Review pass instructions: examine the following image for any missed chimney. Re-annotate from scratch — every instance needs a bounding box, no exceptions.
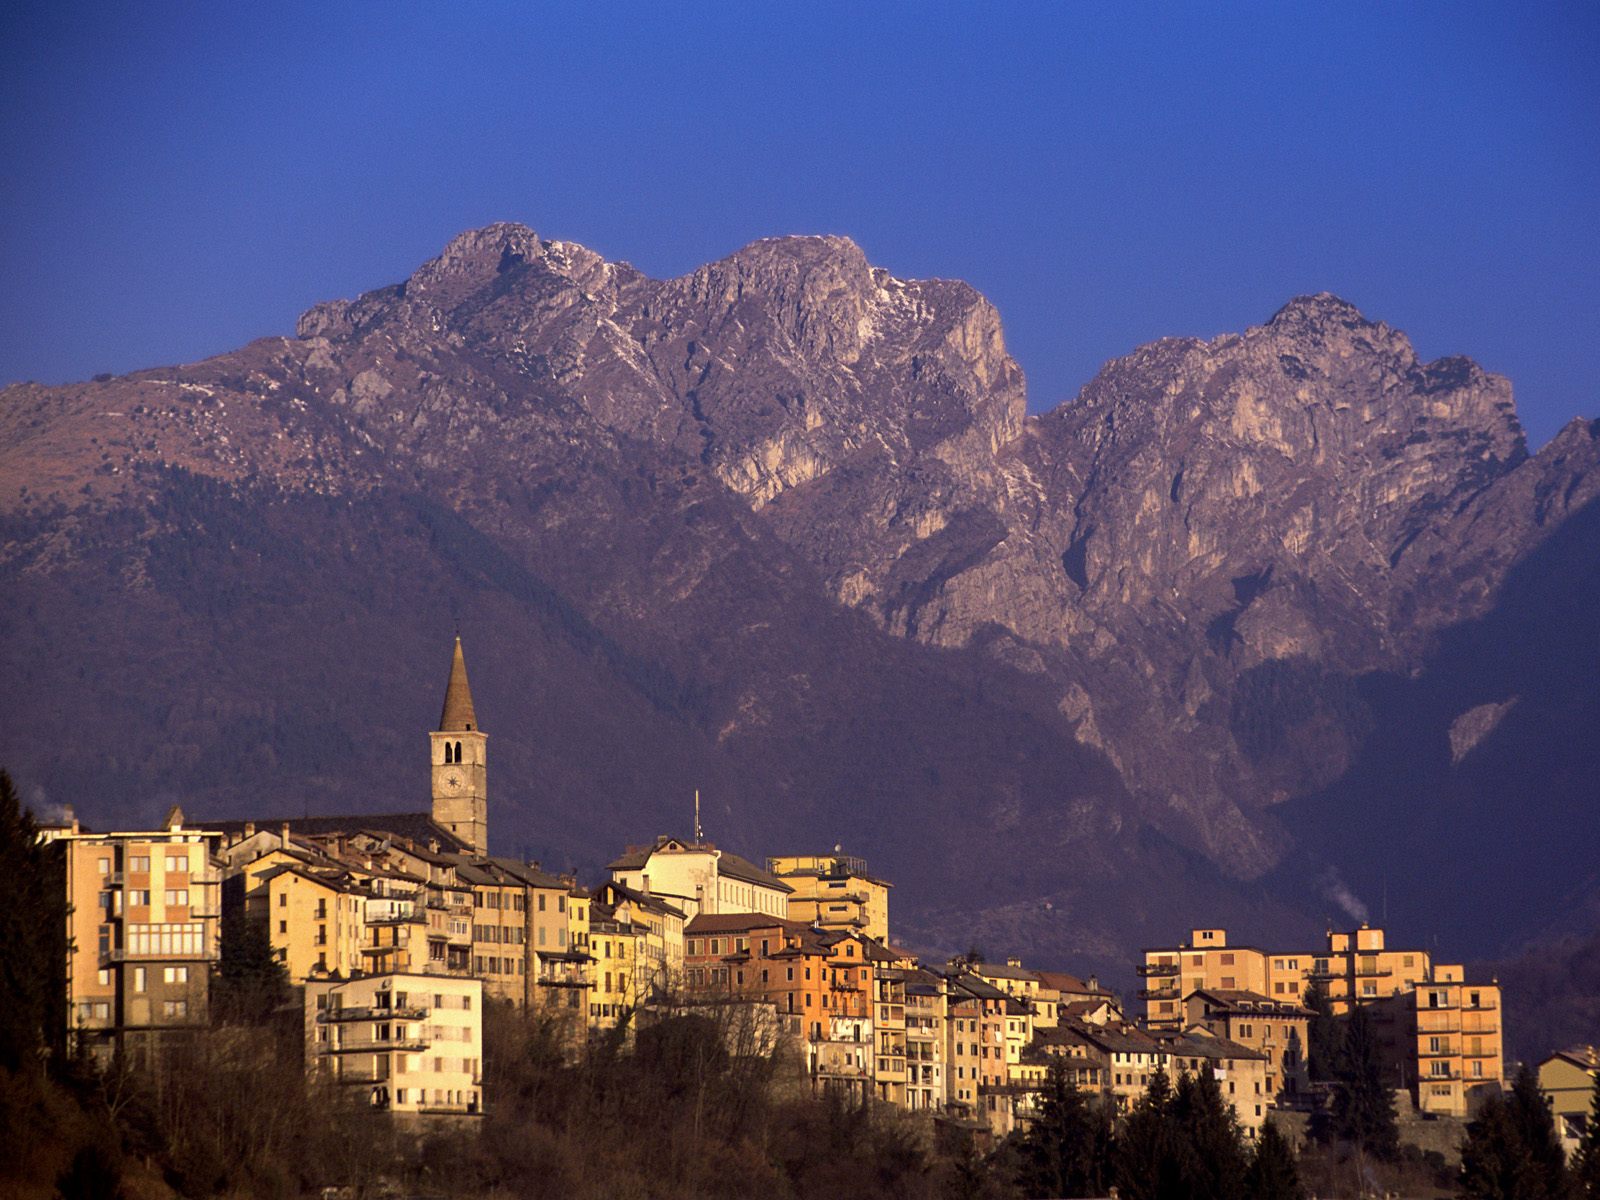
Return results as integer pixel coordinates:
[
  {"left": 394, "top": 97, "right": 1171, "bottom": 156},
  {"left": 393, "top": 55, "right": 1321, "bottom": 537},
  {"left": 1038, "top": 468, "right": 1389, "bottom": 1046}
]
[
  {"left": 1007, "top": 956, "right": 1022, "bottom": 968},
  {"left": 641, "top": 875, "right": 651, "bottom": 896},
  {"left": 244, "top": 822, "right": 256, "bottom": 838},
  {"left": 280, "top": 822, "right": 291, "bottom": 845}
]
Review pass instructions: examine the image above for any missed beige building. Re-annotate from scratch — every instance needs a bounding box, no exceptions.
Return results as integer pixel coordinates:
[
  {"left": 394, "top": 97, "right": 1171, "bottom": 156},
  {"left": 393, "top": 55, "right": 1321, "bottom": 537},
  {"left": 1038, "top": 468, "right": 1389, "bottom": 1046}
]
[
  {"left": 1312, "top": 925, "right": 1433, "bottom": 1014},
  {"left": 51, "top": 807, "right": 221, "bottom": 1059},
  {"left": 1538, "top": 1046, "right": 1598, "bottom": 1152},
  {"left": 1185, "top": 989, "right": 1310, "bottom": 1102},
  {"left": 608, "top": 835, "right": 792, "bottom": 922},
  {"left": 1371, "top": 963, "right": 1503, "bottom": 1117},
  {"left": 767, "top": 852, "right": 891, "bottom": 942},
  {"left": 1141, "top": 924, "right": 1438, "bottom": 1028},
  {"left": 1157, "top": 1028, "right": 1271, "bottom": 1137},
  {"left": 1139, "top": 929, "right": 1271, "bottom": 1029},
  {"left": 904, "top": 970, "right": 946, "bottom": 1112},
  {"left": 306, "top": 972, "right": 482, "bottom": 1119}
]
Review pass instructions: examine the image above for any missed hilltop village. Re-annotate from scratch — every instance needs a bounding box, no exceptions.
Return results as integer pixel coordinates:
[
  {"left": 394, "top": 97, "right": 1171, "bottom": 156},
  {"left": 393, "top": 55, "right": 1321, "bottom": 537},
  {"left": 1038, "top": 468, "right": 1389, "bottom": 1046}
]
[{"left": 37, "top": 641, "right": 1595, "bottom": 1155}]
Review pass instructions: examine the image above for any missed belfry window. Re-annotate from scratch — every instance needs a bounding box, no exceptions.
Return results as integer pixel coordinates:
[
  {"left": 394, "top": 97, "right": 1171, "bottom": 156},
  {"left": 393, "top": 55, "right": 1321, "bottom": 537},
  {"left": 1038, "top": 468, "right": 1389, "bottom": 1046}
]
[
  {"left": 443, "top": 743, "right": 455, "bottom": 764},
  {"left": 454, "top": 740, "right": 463, "bottom": 761}
]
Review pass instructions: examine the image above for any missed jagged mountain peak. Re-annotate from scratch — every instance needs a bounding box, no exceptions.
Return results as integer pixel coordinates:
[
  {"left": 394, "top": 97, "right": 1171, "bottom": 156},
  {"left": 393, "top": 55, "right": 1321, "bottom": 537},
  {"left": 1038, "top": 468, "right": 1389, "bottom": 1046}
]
[{"left": 1266, "top": 291, "right": 1374, "bottom": 330}]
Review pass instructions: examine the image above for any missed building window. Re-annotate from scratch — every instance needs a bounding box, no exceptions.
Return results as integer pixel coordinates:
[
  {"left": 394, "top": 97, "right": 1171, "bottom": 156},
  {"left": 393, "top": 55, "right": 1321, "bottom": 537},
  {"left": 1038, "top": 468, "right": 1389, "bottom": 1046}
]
[
  {"left": 134, "top": 967, "right": 146, "bottom": 992},
  {"left": 162, "top": 1000, "right": 189, "bottom": 1019},
  {"left": 164, "top": 966, "right": 189, "bottom": 984}
]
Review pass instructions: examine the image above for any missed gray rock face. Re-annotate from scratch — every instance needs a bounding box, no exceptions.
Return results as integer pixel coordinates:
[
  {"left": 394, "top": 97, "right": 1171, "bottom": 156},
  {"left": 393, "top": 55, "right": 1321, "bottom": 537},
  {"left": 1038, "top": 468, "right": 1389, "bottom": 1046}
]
[{"left": 3, "top": 224, "right": 1597, "bottom": 968}]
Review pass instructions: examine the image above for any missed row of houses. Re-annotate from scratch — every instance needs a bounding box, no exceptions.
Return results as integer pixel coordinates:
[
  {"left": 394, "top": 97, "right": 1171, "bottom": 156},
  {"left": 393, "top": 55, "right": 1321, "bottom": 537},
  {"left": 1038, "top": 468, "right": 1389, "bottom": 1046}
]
[{"left": 41, "top": 638, "right": 1572, "bottom": 1136}]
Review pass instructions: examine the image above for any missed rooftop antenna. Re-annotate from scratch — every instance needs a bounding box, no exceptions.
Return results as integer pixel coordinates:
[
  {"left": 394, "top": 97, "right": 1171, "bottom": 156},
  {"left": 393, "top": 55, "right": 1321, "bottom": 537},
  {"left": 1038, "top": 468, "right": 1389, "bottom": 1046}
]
[{"left": 694, "top": 789, "right": 702, "bottom": 843}]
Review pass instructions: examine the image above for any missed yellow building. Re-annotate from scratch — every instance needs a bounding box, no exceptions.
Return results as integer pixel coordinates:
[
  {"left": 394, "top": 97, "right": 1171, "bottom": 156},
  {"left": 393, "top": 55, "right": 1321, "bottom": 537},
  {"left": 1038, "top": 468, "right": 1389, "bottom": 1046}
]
[
  {"left": 1157, "top": 1028, "right": 1271, "bottom": 1138},
  {"left": 1538, "top": 1046, "right": 1598, "bottom": 1151},
  {"left": 592, "top": 880, "right": 686, "bottom": 1003},
  {"left": 1372, "top": 963, "right": 1503, "bottom": 1117},
  {"left": 51, "top": 806, "right": 221, "bottom": 1059},
  {"left": 1139, "top": 929, "right": 1271, "bottom": 1029},
  {"left": 1312, "top": 925, "right": 1433, "bottom": 1014},
  {"left": 767, "top": 852, "right": 891, "bottom": 942},
  {"left": 244, "top": 861, "right": 367, "bottom": 980},
  {"left": 587, "top": 900, "right": 641, "bottom": 1028},
  {"left": 903, "top": 970, "right": 947, "bottom": 1111},
  {"left": 1185, "top": 989, "right": 1311, "bottom": 1102}
]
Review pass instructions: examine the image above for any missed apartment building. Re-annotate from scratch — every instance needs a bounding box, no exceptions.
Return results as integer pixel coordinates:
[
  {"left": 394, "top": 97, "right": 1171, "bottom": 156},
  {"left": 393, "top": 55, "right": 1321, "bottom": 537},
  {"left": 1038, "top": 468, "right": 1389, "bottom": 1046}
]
[
  {"left": 1312, "top": 925, "right": 1433, "bottom": 1014},
  {"left": 1140, "top": 924, "right": 1438, "bottom": 1028},
  {"left": 903, "top": 970, "right": 947, "bottom": 1112},
  {"left": 872, "top": 962, "right": 909, "bottom": 1106},
  {"left": 51, "top": 807, "right": 221, "bottom": 1060},
  {"left": 305, "top": 972, "right": 483, "bottom": 1120},
  {"left": 1185, "top": 989, "right": 1310, "bottom": 1101},
  {"left": 1138, "top": 928, "right": 1271, "bottom": 1029},
  {"left": 1371, "top": 964, "right": 1503, "bottom": 1117},
  {"left": 767, "top": 852, "right": 891, "bottom": 941}
]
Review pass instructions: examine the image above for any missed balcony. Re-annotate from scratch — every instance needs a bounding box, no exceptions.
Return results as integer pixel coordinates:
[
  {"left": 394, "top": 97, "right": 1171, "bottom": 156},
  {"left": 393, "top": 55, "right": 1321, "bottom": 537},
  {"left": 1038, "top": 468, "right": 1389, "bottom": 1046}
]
[
  {"left": 1138, "top": 987, "right": 1179, "bottom": 1001},
  {"left": 318, "top": 1005, "right": 430, "bottom": 1023},
  {"left": 1137, "top": 962, "right": 1180, "bottom": 977},
  {"left": 1419, "top": 1045, "right": 1458, "bottom": 1058},
  {"left": 323, "top": 1036, "right": 431, "bottom": 1054},
  {"left": 102, "top": 947, "right": 219, "bottom": 964}
]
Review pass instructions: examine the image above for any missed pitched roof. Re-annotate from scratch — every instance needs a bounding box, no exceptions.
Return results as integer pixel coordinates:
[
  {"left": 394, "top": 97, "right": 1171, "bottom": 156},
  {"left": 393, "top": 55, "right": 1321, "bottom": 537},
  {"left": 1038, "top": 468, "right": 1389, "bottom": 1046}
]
[
  {"left": 604, "top": 838, "right": 792, "bottom": 893},
  {"left": 207, "top": 812, "right": 469, "bottom": 851},
  {"left": 685, "top": 912, "right": 807, "bottom": 936},
  {"left": 1159, "top": 1029, "right": 1266, "bottom": 1062},
  {"left": 1189, "top": 988, "right": 1310, "bottom": 1016},
  {"left": 601, "top": 879, "right": 686, "bottom": 918},
  {"left": 1034, "top": 970, "right": 1112, "bottom": 997},
  {"left": 439, "top": 637, "right": 479, "bottom": 732},
  {"left": 974, "top": 961, "right": 1040, "bottom": 982},
  {"left": 716, "top": 850, "right": 793, "bottom": 893}
]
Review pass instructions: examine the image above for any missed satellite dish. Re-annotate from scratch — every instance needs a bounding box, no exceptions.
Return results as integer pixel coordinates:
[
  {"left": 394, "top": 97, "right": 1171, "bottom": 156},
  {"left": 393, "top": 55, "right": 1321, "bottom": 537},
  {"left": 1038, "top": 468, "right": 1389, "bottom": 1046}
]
[{"left": 834, "top": 843, "right": 842, "bottom": 854}]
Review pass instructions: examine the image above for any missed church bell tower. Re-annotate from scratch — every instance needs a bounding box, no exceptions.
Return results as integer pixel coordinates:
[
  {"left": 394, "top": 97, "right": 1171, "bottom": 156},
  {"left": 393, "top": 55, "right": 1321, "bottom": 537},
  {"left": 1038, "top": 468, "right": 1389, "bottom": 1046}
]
[{"left": 431, "top": 637, "right": 488, "bottom": 855}]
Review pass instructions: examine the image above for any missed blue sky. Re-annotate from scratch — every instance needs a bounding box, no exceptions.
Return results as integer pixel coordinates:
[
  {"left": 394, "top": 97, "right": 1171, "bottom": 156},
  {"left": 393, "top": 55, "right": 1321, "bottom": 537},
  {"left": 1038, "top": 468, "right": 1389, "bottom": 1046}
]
[{"left": 2, "top": 2, "right": 1596, "bottom": 444}]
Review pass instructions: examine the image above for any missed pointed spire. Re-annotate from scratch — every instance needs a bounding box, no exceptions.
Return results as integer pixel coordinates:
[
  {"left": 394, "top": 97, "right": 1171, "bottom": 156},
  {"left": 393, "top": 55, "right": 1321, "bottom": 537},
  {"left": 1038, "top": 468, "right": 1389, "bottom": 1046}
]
[{"left": 438, "top": 636, "right": 478, "bottom": 731}]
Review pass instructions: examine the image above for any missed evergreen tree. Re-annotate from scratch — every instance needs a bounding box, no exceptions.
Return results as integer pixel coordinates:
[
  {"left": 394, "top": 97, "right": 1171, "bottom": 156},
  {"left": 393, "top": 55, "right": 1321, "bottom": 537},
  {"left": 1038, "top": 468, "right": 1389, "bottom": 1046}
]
[
  {"left": 1575, "top": 1070, "right": 1600, "bottom": 1200},
  {"left": 1245, "top": 1120, "right": 1306, "bottom": 1200},
  {"left": 1012, "top": 1059, "right": 1113, "bottom": 1198},
  {"left": 0, "top": 770, "right": 68, "bottom": 1072},
  {"left": 1116, "top": 1069, "right": 1187, "bottom": 1200},
  {"left": 1460, "top": 1068, "right": 1570, "bottom": 1200},
  {"left": 1172, "top": 1066, "right": 1249, "bottom": 1200},
  {"left": 1328, "top": 1002, "right": 1399, "bottom": 1159},
  {"left": 1508, "top": 1064, "right": 1571, "bottom": 1199},
  {"left": 1303, "top": 981, "right": 1341, "bottom": 1083},
  {"left": 212, "top": 908, "right": 289, "bottom": 1023}
]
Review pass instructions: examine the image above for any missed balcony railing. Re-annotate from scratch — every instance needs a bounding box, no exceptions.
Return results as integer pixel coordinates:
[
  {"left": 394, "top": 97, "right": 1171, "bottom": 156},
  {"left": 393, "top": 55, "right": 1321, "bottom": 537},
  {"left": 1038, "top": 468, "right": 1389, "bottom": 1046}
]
[
  {"left": 1137, "top": 962, "right": 1180, "bottom": 977},
  {"left": 1138, "top": 987, "right": 1179, "bottom": 1000},
  {"left": 322, "top": 1036, "right": 431, "bottom": 1054},
  {"left": 318, "top": 1005, "right": 430, "bottom": 1023},
  {"left": 102, "top": 947, "right": 219, "bottom": 963}
]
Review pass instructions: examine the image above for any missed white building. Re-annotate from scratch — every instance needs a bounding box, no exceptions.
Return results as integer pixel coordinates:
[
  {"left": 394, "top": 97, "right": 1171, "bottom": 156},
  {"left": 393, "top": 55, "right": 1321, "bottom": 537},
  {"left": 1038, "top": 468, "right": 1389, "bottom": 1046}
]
[
  {"left": 606, "top": 836, "right": 791, "bottom": 922},
  {"left": 305, "top": 972, "right": 483, "bottom": 1119}
]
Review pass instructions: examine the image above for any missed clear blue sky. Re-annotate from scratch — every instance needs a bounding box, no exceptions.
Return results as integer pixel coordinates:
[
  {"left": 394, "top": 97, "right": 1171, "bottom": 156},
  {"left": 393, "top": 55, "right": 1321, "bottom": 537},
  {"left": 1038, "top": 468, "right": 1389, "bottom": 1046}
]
[{"left": 3, "top": 2, "right": 1596, "bottom": 444}]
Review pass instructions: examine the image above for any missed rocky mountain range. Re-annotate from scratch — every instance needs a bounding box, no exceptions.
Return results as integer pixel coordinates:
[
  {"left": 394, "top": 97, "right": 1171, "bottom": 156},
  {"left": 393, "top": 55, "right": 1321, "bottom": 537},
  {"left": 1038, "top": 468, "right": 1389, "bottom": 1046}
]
[{"left": 3, "top": 223, "right": 1597, "bottom": 996}]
